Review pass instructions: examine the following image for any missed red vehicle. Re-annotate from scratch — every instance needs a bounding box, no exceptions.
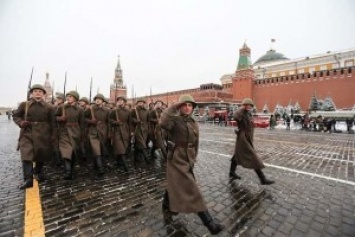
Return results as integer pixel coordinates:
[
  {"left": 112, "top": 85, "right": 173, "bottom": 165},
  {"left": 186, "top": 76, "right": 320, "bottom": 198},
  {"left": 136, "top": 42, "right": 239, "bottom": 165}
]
[{"left": 252, "top": 115, "right": 270, "bottom": 128}]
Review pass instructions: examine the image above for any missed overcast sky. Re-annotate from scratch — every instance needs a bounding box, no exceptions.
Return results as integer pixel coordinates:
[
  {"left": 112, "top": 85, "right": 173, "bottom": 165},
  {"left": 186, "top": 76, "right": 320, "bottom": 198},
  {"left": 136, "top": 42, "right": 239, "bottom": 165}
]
[{"left": 1, "top": 0, "right": 354, "bottom": 107}]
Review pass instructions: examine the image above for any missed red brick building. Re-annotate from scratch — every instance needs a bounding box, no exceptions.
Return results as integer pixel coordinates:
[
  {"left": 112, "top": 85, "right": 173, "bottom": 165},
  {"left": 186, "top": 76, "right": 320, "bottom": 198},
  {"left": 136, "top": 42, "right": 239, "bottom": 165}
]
[{"left": 135, "top": 43, "right": 355, "bottom": 113}]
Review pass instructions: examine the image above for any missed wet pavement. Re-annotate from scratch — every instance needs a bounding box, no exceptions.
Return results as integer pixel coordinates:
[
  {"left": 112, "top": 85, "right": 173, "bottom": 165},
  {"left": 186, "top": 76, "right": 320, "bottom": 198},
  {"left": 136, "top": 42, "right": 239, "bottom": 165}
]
[{"left": 0, "top": 115, "right": 354, "bottom": 236}]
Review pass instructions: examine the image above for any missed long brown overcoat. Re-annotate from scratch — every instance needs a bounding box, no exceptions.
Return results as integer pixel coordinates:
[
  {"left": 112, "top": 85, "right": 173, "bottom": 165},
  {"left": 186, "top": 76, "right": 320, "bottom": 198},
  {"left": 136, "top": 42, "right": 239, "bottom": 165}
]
[
  {"left": 159, "top": 105, "right": 207, "bottom": 213},
  {"left": 55, "top": 103, "right": 85, "bottom": 159},
  {"left": 84, "top": 105, "right": 110, "bottom": 156},
  {"left": 149, "top": 108, "right": 166, "bottom": 150},
  {"left": 131, "top": 106, "right": 149, "bottom": 149},
  {"left": 232, "top": 108, "right": 265, "bottom": 169},
  {"left": 109, "top": 107, "right": 131, "bottom": 155},
  {"left": 13, "top": 99, "right": 56, "bottom": 162}
]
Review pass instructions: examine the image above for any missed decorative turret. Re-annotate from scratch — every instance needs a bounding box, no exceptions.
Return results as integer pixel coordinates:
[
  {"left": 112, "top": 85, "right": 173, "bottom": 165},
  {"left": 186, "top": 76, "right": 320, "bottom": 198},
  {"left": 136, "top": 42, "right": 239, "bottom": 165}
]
[
  {"left": 110, "top": 55, "right": 127, "bottom": 102},
  {"left": 237, "top": 42, "right": 252, "bottom": 70}
]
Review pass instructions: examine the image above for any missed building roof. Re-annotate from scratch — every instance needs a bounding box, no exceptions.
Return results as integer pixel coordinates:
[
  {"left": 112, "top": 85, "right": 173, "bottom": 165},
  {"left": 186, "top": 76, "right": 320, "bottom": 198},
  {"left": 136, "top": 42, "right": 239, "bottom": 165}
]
[{"left": 254, "top": 49, "right": 289, "bottom": 66}]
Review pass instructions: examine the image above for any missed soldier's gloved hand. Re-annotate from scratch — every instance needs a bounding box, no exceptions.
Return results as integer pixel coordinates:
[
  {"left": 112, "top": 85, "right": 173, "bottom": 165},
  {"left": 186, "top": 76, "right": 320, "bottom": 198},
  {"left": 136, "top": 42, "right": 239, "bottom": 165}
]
[
  {"left": 112, "top": 121, "right": 122, "bottom": 126},
  {"left": 87, "top": 119, "right": 97, "bottom": 125},
  {"left": 56, "top": 116, "right": 66, "bottom": 122},
  {"left": 20, "top": 120, "right": 30, "bottom": 128}
]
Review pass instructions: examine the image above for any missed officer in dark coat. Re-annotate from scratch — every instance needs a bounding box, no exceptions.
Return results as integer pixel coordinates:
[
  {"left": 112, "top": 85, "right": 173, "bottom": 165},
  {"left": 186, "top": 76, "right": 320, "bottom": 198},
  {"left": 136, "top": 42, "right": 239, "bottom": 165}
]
[
  {"left": 55, "top": 91, "right": 85, "bottom": 179},
  {"left": 13, "top": 84, "right": 56, "bottom": 189},
  {"left": 229, "top": 98, "right": 274, "bottom": 185},
  {"left": 160, "top": 95, "right": 224, "bottom": 235}
]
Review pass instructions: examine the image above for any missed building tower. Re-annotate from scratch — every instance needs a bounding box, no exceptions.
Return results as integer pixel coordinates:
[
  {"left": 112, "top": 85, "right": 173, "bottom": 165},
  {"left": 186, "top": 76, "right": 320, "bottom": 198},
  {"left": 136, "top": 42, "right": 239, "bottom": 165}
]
[
  {"left": 43, "top": 72, "right": 53, "bottom": 103},
  {"left": 232, "top": 42, "right": 254, "bottom": 101},
  {"left": 110, "top": 55, "right": 127, "bottom": 102}
]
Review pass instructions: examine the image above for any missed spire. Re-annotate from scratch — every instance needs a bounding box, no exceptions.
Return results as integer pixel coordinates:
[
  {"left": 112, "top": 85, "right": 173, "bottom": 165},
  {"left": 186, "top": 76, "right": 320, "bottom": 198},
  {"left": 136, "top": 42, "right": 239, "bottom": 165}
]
[
  {"left": 237, "top": 42, "right": 252, "bottom": 71},
  {"left": 113, "top": 55, "right": 123, "bottom": 87},
  {"left": 43, "top": 72, "right": 52, "bottom": 102}
]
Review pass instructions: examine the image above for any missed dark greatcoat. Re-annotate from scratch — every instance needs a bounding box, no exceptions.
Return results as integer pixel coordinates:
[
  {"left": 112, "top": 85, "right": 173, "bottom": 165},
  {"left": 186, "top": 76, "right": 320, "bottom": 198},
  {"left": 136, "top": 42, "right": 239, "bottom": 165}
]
[
  {"left": 131, "top": 106, "right": 149, "bottom": 149},
  {"left": 84, "top": 105, "right": 110, "bottom": 156},
  {"left": 149, "top": 108, "right": 166, "bottom": 150},
  {"left": 109, "top": 106, "right": 131, "bottom": 155},
  {"left": 55, "top": 103, "right": 85, "bottom": 159},
  {"left": 232, "top": 108, "right": 265, "bottom": 169},
  {"left": 160, "top": 106, "right": 207, "bottom": 213},
  {"left": 13, "top": 99, "right": 56, "bottom": 162}
]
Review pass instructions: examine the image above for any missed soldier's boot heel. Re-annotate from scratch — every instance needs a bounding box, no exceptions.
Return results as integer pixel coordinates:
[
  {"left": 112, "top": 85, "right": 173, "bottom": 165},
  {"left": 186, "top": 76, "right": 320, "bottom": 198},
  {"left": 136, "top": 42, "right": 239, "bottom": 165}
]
[
  {"left": 20, "top": 179, "right": 33, "bottom": 190},
  {"left": 197, "top": 211, "right": 224, "bottom": 235},
  {"left": 255, "top": 169, "right": 274, "bottom": 185}
]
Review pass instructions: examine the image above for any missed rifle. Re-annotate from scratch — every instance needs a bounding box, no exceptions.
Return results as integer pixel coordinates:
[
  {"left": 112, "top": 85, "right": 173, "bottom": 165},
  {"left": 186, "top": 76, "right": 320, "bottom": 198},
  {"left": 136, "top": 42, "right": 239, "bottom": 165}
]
[
  {"left": 27, "top": 67, "right": 34, "bottom": 101},
  {"left": 51, "top": 80, "right": 55, "bottom": 104},
  {"left": 63, "top": 72, "right": 67, "bottom": 116},
  {"left": 89, "top": 77, "right": 93, "bottom": 103},
  {"left": 18, "top": 67, "right": 34, "bottom": 150}
]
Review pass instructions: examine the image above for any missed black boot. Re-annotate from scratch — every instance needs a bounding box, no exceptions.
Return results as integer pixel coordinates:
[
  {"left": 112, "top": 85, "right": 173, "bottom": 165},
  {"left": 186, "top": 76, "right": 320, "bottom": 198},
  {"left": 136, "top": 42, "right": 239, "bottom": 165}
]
[
  {"left": 95, "top": 156, "right": 105, "bottom": 176},
  {"left": 140, "top": 149, "right": 151, "bottom": 164},
  {"left": 162, "top": 191, "right": 178, "bottom": 215},
  {"left": 120, "top": 154, "right": 129, "bottom": 172},
  {"left": 53, "top": 150, "right": 62, "bottom": 166},
  {"left": 34, "top": 162, "right": 46, "bottom": 182},
  {"left": 255, "top": 169, "right": 274, "bottom": 185},
  {"left": 63, "top": 158, "right": 72, "bottom": 180},
  {"left": 229, "top": 159, "right": 241, "bottom": 180},
  {"left": 20, "top": 161, "right": 33, "bottom": 190},
  {"left": 197, "top": 211, "right": 224, "bottom": 235}
]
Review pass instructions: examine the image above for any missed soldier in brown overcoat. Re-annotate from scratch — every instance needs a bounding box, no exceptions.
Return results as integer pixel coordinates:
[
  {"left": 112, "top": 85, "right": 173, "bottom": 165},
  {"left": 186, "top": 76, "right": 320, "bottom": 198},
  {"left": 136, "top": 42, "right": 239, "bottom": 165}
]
[
  {"left": 110, "top": 96, "right": 131, "bottom": 171},
  {"left": 131, "top": 99, "right": 150, "bottom": 164},
  {"left": 159, "top": 95, "right": 224, "bottom": 235},
  {"left": 84, "top": 93, "right": 110, "bottom": 177},
  {"left": 55, "top": 91, "right": 85, "bottom": 180},
  {"left": 78, "top": 97, "right": 91, "bottom": 160},
  {"left": 52, "top": 92, "right": 65, "bottom": 166},
  {"left": 13, "top": 84, "right": 56, "bottom": 189},
  {"left": 229, "top": 98, "right": 274, "bottom": 185},
  {"left": 148, "top": 100, "right": 167, "bottom": 160}
]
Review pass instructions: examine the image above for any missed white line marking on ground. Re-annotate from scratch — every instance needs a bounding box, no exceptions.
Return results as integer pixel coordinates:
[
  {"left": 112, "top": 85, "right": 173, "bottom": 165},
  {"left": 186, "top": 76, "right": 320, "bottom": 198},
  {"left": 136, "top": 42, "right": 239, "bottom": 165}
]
[{"left": 200, "top": 149, "right": 355, "bottom": 186}]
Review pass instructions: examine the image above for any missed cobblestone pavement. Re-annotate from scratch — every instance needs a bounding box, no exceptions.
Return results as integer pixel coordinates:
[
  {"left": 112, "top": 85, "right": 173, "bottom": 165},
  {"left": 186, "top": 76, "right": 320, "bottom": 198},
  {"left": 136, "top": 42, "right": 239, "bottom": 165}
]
[{"left": 0, "top": 116, "right": 355, "bottom": 236}]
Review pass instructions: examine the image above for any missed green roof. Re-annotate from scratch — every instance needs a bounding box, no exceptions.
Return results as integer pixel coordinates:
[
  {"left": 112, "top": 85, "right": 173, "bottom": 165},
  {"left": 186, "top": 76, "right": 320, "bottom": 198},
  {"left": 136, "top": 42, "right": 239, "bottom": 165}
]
[
  {"left": 237, "top": 55, "right": 252, "bottom": 70},
  {"left": 254, "top": 49, "right": 289, "bottom": 65}
]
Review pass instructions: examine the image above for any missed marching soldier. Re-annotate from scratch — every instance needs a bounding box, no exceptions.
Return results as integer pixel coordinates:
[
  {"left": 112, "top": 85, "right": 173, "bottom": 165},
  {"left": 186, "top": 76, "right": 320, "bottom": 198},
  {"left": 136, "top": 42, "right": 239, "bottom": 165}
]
[
  {"left": 78, "top": 97, "right": 91, "bottom": 161},
  {"left": 78, "top": 97, "right": 90, "bottom": 111},
  {"left": 229, "top": 98, "right": 274, "bottom": 185},
  {"left": 110, "top": 96, "right": 131, "bottom": 171},
  {"left": 13, "top": 84, "right": 56, "bottom": 189},
  {"left": 84, "top": 93, "right": 110, "bottom": 178},
  {"left": 55, "top": 91, "right": 84, "bottom": 180},
  {"left": 52, "top": 92, "right": 65, "bottom": 166},
  {"left": 160, "top": 95, "right": 224, "bottom": 235},
  {"left": 131, "top": 98, "right": 150, "bottom": 165},
  {"left": 148, "top": 100, "right": 167, "bottom": 160}
]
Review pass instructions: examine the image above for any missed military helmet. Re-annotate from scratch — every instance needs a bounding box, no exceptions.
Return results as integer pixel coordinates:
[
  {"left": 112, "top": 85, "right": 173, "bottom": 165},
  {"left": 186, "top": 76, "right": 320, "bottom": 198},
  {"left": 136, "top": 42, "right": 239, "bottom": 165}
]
[
  {"left": 79, "top": 97, "right": 90, "bottom": 104},
  {"left": 179, "top": 94, "right": 196, "bottom": 108},
  {"left": 116, "top": 96, "right": 127, "bottom": 102},
  {"left": 136, "top": 98, "right": 146, "bottom": 104},
  {"left": 56, "top": 92, "right": 65, "bottom": 100},
  {"left": 66, "top": 91, "right": 80, "bottom": 101},
  {"left": 154, "top": 100, "right": 164, "bottom": 105},
  {"left": 30, "top": 84, "right": 46, "bottom": 94},
  {"left": 242, "top": 98, "right": 254, "bottom": 107},
  {"left": 93, "top": 93, "right": 105, "bottom": 101}
]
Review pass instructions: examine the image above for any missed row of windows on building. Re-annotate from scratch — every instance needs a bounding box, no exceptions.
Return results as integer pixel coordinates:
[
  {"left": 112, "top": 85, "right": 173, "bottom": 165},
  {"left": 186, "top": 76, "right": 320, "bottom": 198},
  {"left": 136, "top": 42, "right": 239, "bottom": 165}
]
[
  {"left": 255, "top": 67, "right": 353, "bottom": 85},
  {"left": 264, "top": 60, "right": 354, "bottom": 78}
]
